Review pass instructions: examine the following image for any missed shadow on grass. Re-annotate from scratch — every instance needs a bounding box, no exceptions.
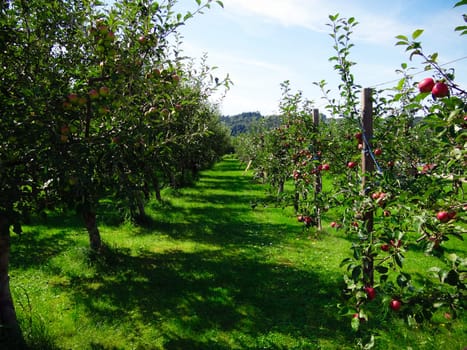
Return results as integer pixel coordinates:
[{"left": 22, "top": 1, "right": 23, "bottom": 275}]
[
  {"left": 10, "top": 228, "right": 79, "bottom": 270},
  {"left": 11, "top": 157, "right": 354, "bottom": 348},
  {"left": 62, "top": 246, "right": 349, "bottom": 349}
]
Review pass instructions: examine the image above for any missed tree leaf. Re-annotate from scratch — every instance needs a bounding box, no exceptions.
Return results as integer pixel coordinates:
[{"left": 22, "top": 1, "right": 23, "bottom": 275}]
[
  {"left": 454, "top": 0, "right": 467, "bottom": 7},
  {"left": 412, "top": 29, "right": 424, "bottom": 40}
]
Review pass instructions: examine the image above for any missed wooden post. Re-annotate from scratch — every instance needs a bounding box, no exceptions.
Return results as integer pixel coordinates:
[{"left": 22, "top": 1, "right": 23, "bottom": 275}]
[
  {"left": 361, "top": 88, "right": 374, "bottom": 286},
  {"left": 313, "top": 108, "right": 322, "bottom": 230},
  {"left": 361, "top": 88, "right": 374, "bottom": 183}
]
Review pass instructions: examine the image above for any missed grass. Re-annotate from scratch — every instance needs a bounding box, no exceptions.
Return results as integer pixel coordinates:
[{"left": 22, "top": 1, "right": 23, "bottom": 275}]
[{"left": 8, "top": 155, "right": 467, "bottom": 349}]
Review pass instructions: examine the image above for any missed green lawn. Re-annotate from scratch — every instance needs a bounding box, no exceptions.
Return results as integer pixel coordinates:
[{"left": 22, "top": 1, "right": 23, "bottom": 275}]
[{"left": 9, "top": 156, "right": 466, "bottom": 349}]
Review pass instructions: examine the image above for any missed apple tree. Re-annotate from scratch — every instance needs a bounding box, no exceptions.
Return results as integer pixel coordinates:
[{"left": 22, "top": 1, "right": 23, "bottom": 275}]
[{"left": 314, "top": 9, "right": 465, "bottom": 340}]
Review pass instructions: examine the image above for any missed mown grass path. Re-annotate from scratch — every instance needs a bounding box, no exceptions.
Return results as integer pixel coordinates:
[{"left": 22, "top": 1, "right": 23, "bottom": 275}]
[{"left": 9, "top": 156, "right": 466, "bottom": 349}]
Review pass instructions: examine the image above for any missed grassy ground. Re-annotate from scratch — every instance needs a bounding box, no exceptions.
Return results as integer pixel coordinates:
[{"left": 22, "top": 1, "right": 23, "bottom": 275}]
[{"left": 9, "top": 155, "right": 467, "bottom": 349}]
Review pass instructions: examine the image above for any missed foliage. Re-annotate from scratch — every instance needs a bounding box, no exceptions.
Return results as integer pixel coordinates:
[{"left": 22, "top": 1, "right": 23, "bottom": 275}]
[
  {"left": 0, "top": 0, "right": 229, "bottom": 346},
  {"left": 10, "top": 157, "right": 466, "bottom": 349},
  {"left": 232, "top": 7, "right": 466, "bottom": 348}
]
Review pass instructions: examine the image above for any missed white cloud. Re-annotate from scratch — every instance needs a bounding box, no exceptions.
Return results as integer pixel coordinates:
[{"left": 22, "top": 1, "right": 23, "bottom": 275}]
[{"left": 223, "top": 0, "right": 418, "bottom": 45}]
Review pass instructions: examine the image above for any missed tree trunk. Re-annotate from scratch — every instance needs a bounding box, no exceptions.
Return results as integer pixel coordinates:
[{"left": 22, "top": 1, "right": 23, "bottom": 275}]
[
  {"left": 82, "top": 210, "right": 102, "bottom": 251},
  {"left": 293, "top": 191, "right": 299, "bottom": 212},
  {"left": 152, "top": 175, "right": 162, "bottom": 202},
  {"left": 0, "top": 215, "right": 27, "bottom": 349},
  {"left": 277, "top": 179, "right": 284, "bottom": 195}
]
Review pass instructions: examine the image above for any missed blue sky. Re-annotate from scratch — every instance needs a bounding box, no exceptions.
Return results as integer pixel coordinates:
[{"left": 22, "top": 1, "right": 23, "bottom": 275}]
[{"left": 174, "top": 0, "right": 466, "bottom": 116}]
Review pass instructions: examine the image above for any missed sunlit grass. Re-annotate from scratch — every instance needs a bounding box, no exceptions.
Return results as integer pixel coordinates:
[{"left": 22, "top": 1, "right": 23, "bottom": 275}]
[{"left": 8, "top": 155, "right": 466, "bottom": 349}]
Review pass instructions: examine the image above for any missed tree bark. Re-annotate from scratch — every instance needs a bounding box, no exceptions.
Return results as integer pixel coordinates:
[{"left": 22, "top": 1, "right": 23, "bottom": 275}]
[
  {"left": 82, "top": 210, "right": 102, "bottom": 252},
  {"left": 152, "top": 175, "right": 162, "bottom": 202},
  {"left": 277, "top": 179, "right": 284, "bottom": 195},
  {"left": 0, "top": 214, "right": 27, "bottom": 349}
]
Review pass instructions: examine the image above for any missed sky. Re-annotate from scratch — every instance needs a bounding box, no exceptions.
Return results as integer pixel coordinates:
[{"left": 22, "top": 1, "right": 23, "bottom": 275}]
[{"left": 174, "top": 0, "right": 467, "bottom": 116}]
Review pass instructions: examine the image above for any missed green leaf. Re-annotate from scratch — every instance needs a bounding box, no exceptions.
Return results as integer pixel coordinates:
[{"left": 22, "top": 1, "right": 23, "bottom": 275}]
[
  {"left": 340, "top": 257, "right": 352, "bottom": 267},
  {"left": 216, "top": 1, "right": 224, "bottom": 8},
  {"left": 352, "top": 266, "right": 362, "bottom": 281},
  {"left": 454, "top": 0, "right": 467, "bottom": 7},
  {"left": 411, "top": 29, "right": 424, "bottom": 40},
  {"left": 396, "top": 78, "right": 406, "bottom": 90},
  {"left": 395, "top": 34, "right": 408, "bottom": 41},
  {"left": 184, "top": 11, "right": 193, "bottom": 21},
  {"left": 196, "top": 0, "right": 201, "bottom": 5},
  {"left": 375, "top": 265, "right": 389, "bottom": 274},
  {"left": 394, "top": 253, "right": 404, "bottom": 268}
]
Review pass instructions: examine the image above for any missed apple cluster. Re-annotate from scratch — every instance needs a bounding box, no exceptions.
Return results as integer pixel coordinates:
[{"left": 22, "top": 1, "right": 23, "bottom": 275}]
[{"left": 418, "top": 77, "right": 450, "bottom": 98}]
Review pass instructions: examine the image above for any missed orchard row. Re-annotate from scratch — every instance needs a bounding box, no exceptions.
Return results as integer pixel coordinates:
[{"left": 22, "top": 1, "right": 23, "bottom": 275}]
[
  {"left": 0, "top": 0, "right": 228, "bottom": 346},
  {"left": 234, "top": 13, "right": 466, "bottom": 337}
]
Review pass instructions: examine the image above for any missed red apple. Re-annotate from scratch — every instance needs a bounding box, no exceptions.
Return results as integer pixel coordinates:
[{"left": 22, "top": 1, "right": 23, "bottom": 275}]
[
  {"left": 383, "top": 210, "right": 391, "bottom": 217},
  {"left": 106, "top": 31, "right": 115, "bottom": 41},
  {"left": 354, "top": 132, "right": 363, "bottom": 141},
  {"left": 88, "top": 89, "right": 99, "bottom": 100},
  {"left": 297, "top": 215, "right": 304, "bottom": 223},
  {"left": 374, "top": 148, "right": 382, "bottom": 156},
  {"left": 322, "top": 163, "right": 330, "bottom": 171},
  {"left": 381, "top": 244, "right": 390, "bottom": 251},
  {"left": 347, "top": 161, "right": 357, "bottom": 169},
  {"left": 436, "top": 211, "right": 450, "bottom": 222},
  {"left": 432, "top": 82, "right": 449, "bottom": 98},
  {"left": 418, "top": 77, "right": 435, "bottom": 93},
  {"left": 304, "top": 216, "right": 314, "bottom": 226},
  {"left": 67, "top": 93, "right": 79, "bottom": 104},
  {"left": 371, "top": 192, "right": 381, "bottom": 200},
  {"left": 364, "top": 286, "right": 376, "bottom": 300},
  {"left": 389, "top": 299, "right": 401, "bottom": 311},
  {"left": 138, "top": 35, "right": 147, "bottom": 44},
  {"left": 78, "top": 96, "right": 87, "bottom": 106},
  {"left": 172, "top": 74, "right": 180, "bottom": 83},
  {"left": 99, "top": 86, "right": 110, "bottom": 96}
]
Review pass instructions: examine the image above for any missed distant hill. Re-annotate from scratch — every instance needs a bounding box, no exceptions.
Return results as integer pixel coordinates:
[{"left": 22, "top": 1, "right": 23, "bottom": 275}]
[{"left": 221, "top": 112, "right": 281, "bottom": 136}]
